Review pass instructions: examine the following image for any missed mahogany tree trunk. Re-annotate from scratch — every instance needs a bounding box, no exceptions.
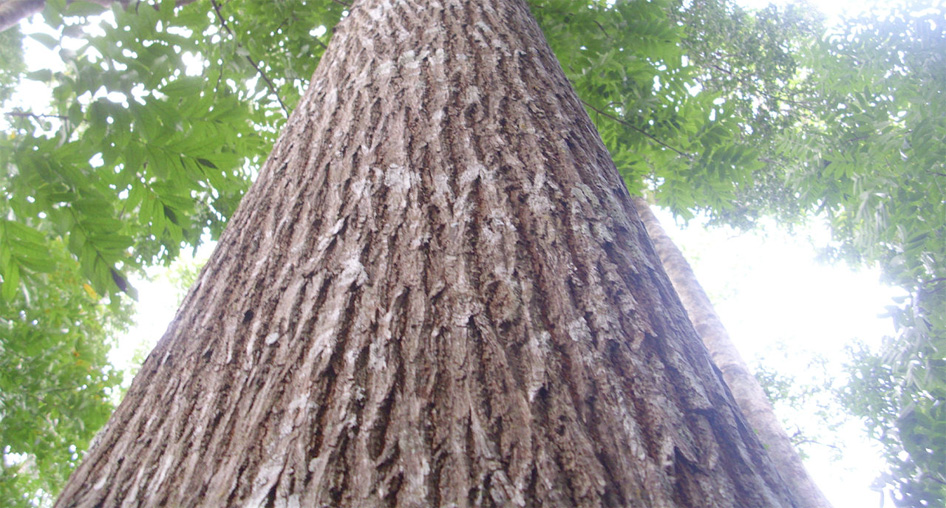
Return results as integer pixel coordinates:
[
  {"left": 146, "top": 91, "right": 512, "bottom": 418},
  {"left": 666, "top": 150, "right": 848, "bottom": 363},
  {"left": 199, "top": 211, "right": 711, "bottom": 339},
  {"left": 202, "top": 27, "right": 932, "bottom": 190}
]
[{"left": 57, "top": 0, "right": 798, "bottom": 506}]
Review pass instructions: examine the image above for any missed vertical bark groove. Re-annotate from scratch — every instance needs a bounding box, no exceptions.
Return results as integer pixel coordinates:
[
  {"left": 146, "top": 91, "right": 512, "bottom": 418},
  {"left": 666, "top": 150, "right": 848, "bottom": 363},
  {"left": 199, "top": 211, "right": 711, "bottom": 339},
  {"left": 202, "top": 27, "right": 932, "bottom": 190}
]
[{"left": 58, "top": 0, "right": 798, "bottom": 506}]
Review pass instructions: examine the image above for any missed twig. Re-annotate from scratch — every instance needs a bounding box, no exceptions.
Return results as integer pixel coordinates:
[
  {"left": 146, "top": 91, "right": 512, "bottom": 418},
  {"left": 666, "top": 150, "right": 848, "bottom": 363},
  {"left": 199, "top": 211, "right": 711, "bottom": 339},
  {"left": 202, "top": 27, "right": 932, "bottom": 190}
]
[
  {"left": 330, "top": 0, "right": 351, "bottom": 7},
  {"left": 922, "top": 277, "right": 946, "bottom": 289},
  {"left": 5, "top": 111, "right": 69, "bottom": 121},
  {"left": 843, "top": 134, "right": 871, "bottom": 144},
  {"left": 711, "top": 63, "right": 733, "bottom": 76},
  {"left": 209, "top": 0, "right": 290, "bottom": 116},
  {"left": 592, "top": 20, "right": 609, "bottom": 39},
  {"left": 581, "top": 100, "right": 692, "bottom": 159}
]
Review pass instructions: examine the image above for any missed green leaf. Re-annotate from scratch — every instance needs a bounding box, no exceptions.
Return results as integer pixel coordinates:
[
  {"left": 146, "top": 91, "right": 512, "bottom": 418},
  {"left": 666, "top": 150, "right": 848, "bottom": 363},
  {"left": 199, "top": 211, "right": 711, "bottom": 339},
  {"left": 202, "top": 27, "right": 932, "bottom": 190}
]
[
  {"left": 29, "top": 32, "right": 59, "bottom": 51},
  {"left": 2, "top": 262, "right": 20, "bottom": 300},
  {"left": 64, "top": 1, "right": 108, "bottom": 17},
  {"left": 25, "top": 68, "right": 53, "bottom": 82}
]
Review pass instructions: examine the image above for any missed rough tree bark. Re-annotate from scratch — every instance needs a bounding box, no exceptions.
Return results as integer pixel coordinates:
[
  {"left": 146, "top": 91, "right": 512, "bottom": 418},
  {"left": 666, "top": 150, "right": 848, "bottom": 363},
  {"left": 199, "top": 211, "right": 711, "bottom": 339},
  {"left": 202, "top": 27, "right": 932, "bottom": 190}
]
[
  {"left": 58, "top": 0, "right": 798, "bottom": 505},
  {"left": 632, "top": 197, "right": 832, "bottom": 508}
]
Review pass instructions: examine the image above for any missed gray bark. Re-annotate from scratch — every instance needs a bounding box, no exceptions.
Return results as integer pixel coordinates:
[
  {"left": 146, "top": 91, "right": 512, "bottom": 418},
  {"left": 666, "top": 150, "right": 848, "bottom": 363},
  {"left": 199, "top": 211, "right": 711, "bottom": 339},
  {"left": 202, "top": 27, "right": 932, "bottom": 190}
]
[
  {"left": 632, "top": 197, "right": 831, "bottom": 508},
  {"left": 0, "top": 0, "right": 43, "bottom": 33},
  {"left": 57, "top": 0, "right": 798, "bottom": 505}
]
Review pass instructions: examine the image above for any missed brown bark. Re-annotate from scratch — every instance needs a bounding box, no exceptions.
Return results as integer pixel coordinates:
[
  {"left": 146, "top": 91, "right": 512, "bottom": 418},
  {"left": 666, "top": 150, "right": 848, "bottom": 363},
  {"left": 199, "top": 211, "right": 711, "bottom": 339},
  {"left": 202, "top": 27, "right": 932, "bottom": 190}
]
[
  {"left": 58, "top": 0, "right": 797, "bottom": 506},
  {"left": 632, "top": 197, "right": 832, "bottom": 508}
]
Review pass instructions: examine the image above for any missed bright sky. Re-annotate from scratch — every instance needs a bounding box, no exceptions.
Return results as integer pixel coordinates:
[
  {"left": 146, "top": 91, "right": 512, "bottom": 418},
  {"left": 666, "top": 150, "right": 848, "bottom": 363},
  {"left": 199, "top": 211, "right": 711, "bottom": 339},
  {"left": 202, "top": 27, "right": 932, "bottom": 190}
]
[{"left": 9, "top": 1, "right": 909, "bottom": 506}]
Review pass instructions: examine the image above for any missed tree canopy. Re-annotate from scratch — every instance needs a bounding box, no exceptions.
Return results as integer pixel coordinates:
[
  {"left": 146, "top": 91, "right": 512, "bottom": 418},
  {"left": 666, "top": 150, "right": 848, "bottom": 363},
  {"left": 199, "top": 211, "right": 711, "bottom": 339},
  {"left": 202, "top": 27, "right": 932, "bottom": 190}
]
[{"left": 0, "top": 0, "right": 943, "bottom": 505}]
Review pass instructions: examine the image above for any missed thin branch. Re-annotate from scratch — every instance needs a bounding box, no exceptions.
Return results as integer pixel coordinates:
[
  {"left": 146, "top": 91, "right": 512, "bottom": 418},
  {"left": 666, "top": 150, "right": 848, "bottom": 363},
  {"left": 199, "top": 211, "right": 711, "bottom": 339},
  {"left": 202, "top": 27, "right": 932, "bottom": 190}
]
[
  {"left": 4, "top": 110, "right": 68, "bottom": 120},
  {"left": 330, "top": 0, "right": 351, "bottom": 7},
  {"left": 581, "top": 99, "right": 692, "bottom": 159},
  {"left": 922, "top": 277, "right": 946, "bottom": 289},
  {"left": 789, "top": 436, "right": 843, "bottom": 453},
  {"left": 592, "top": 20, "right": 609, "bottom": 39},
  {"left": 209, "top": 0, "right": 290, "bottom": 117},
  {"left": 710, "top": 62, "right": 733, "bottom": 76},
  {"left": 843, "top": 134, "right": 871, "bottom": 144}
]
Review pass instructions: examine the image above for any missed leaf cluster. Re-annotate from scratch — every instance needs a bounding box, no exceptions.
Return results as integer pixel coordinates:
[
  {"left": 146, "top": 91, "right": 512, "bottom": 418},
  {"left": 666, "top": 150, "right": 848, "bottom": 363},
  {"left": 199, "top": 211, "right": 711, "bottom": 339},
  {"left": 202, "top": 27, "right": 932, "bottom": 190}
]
[
  {"left": 755, "top": 2, "right": 946, "bottom": 502},
  {"left": 0, "top": 240, "right": 131, "bottom": 506}
]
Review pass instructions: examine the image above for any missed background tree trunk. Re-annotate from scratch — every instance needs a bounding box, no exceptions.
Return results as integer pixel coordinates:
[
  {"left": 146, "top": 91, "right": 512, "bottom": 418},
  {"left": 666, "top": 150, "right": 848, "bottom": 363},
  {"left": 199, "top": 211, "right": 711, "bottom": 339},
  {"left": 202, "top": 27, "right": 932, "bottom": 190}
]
[
  {"left": 632, "top": 197, "right": 832, "bottom": 508},
  {"left": 0, "top": 0, "right": 44, "bottom": 33},
  {"left": 57, "top": 0, "right": 797, "bottom": 505}
]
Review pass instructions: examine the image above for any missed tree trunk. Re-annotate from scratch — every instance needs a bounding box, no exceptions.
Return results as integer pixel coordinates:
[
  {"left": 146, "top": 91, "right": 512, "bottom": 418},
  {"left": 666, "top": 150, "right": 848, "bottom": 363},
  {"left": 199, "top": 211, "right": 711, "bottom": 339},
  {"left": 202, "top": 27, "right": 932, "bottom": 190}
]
[
  {"left": 57, "top": 0, "right": 797, "bottom": 506},
  {"left": 0, "top": 0, "right": 44, "bottom": 33},
  {"left": 632, "top": 197, "right": 832, "bottom": 508}
]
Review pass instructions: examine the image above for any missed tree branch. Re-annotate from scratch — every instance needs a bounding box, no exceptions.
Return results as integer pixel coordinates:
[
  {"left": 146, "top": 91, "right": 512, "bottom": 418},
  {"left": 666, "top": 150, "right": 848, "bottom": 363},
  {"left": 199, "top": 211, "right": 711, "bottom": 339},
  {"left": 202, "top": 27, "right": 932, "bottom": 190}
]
[
  {"left": 581, "top": 99, "right": 692, "bottom": 159},
  {"left": 592, "top": 20, "right": 609, "bottom": 39},
  {"left": 922, "top": 277, "right": 946, "bottom": 289},
  {"left": 5, "top": 110, "right": 68, "bottom": 120},
  {"left": 209, "top": 0, "right": 290, "bottom": 117}
]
